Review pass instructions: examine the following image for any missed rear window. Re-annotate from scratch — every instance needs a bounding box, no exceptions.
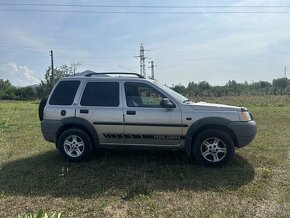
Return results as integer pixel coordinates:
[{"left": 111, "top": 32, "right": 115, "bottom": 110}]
[
  {"left": 49, "top": 80, "right": 80, "bottom": 105},
  {"left": 81, "top": 82, "right": 119, "bottom": 107}
]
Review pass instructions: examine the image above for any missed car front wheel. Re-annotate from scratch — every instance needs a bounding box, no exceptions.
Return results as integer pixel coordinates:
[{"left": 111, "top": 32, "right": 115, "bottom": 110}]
[
  {"left": 192, "top": 129, "right": 235, "bottom": 167},
  {"left": 57, "top": 128, "right": 93, "bottom": 162}
]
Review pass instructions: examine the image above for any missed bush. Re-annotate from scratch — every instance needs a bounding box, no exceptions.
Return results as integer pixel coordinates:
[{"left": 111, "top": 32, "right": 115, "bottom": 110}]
[{"left": 18, "top": 209, "right": 61, "bottom": 218}]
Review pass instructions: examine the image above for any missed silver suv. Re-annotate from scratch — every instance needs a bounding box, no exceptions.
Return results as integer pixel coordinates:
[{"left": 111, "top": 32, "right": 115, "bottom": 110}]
[{"left": 39, "top": 72, "right": 256, "bottom": 167}]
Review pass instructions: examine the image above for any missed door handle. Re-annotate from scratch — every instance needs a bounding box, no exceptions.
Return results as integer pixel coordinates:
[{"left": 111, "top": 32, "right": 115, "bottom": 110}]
[
  {"left": 80, "top": 109, "right": 89, "bottom": 114},
  {"left": 126, "top": 110, "right": 136, "bottom": 115}
]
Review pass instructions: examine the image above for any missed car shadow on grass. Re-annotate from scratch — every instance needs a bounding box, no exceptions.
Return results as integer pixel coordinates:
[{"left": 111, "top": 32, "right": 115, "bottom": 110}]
[{"left": 0, "top": 149, "right": 255, "bottom": 198}]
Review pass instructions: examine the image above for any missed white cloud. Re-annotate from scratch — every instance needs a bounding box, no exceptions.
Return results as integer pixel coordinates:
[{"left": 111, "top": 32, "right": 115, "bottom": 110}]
[{"left": 0, "top": 62, "right": 40, "bottom": 86}]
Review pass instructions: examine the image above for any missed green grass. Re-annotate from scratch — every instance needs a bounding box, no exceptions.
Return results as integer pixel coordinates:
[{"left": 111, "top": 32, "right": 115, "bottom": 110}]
[
  {"left": 18, "top": 209, "right": 61, "bottom": 218},
  {"left": 0, "top": 97, "right": 289, "bottom": 217}
]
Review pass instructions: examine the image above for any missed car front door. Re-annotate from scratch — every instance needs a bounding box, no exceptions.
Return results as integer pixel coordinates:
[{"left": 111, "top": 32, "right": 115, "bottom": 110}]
[{"left": 123, "top": 81, "right": 183, "bottom": 146}]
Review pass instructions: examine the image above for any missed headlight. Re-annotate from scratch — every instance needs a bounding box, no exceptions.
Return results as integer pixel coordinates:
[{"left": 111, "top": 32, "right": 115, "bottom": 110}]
[{"left": 239, "top": 111, "right": 252, "bottom": 121}]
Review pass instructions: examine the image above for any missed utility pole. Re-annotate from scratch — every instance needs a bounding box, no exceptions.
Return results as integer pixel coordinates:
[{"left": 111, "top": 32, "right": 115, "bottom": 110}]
[
  {"left": 284, "top": 65, "right": 287, "bottom": 78},
  {"left": 148, "top": 60, "right": 157, "bottom": 79},
  {"left": 50, "top": 50, "right": 54, "bottom": 85},
  {"left": 135, "top": 43, "right": 148, "bottom": 78}
]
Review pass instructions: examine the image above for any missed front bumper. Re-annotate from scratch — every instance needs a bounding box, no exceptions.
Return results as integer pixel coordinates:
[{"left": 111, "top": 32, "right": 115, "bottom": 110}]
[{"left": 228, "top": 120, "right": 257, "bottom": 148}]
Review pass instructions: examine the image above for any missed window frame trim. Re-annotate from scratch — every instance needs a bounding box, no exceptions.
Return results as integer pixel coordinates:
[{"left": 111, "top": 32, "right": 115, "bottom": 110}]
[
  {"left": 79, "top": 81, "right": 121, "bottom": 107},
  {"left": 124, "top": 81, "right": 173, "bottom": 108},
  {"left": 48, "top": 80, "right": 81, "bottom": 106}
]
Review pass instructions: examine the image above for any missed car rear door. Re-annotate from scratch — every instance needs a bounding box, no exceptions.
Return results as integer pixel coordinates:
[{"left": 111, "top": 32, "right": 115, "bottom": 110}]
[
  {"left": 76, "top": 80, "right": 124, "bottom": 145},
  {"left": 45, "top": 80, "right": 80, "bottom": 120}
]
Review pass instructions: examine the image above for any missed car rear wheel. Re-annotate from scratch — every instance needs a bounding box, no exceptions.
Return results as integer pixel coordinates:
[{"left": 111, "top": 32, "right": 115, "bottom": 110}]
[
  {"left": 192, "top": 129, "right": 235, "bottom": 167},
  {"left": 57, "top": 128, "right": 93, "bottom": 162}
]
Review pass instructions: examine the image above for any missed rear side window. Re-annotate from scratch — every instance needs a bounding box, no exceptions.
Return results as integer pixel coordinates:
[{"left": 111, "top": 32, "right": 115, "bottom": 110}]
[
  {"left": 49, "top": 80, "right": 80, "bottom": 105},
  {"left": 80, "top": 82, "right": 119, "bottom": 107}
]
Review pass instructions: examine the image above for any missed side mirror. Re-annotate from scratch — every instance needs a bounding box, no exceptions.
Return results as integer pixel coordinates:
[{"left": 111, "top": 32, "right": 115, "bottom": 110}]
[{"left": 160, "top": 98, "right": 175, "bottom": 108}]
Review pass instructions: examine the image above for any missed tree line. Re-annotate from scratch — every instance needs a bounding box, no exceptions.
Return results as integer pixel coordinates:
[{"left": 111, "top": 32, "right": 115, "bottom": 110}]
[
  {"left": 0, "top": 64, "right": 79, "bottom": 100},
  {"left": 0, "top": 63, "right": 289, "bottom": 100},
  {"left": 173, "top": 78, "right": 290, "bottom": 97}
]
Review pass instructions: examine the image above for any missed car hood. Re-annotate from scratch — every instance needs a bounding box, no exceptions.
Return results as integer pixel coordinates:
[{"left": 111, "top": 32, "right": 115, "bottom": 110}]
[{"left": 190, "top": 102, "right": 242, "bottom": 111}]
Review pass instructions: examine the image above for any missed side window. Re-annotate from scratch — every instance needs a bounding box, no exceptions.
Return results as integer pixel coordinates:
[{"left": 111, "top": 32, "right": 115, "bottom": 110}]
[
  {"left": 49, "top": 80, "right": 80, "bottom": 105},
  {"left": 81, "top": 82, "right": 119, "bottom": 107},
  {"left": 125, "top": 82, "right": 164, "bottom": 107}
]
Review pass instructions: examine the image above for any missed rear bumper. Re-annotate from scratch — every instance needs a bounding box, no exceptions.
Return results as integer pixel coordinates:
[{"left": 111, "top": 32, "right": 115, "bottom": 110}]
[
  {"left": 228, "top": 120, "right": 257, "bottom": 148},
  {"left": 41, "top": 120, "right": 62, "bottom": 143}
]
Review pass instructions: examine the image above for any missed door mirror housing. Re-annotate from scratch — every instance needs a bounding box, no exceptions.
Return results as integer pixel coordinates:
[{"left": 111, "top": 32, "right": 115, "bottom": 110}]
[{"left": 160, "top": 98, "right": 175, "bottom": 108}]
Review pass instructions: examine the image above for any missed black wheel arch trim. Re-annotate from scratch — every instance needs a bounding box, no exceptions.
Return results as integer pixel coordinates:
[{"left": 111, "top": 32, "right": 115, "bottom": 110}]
[
  {"left": 38, "top": 96, "right": 48, "bottom": 121},
  {"left": 56, "top": 117, "right": 100, "bottom": 148},
  {"left": 184, "top": 117, "right": 237, "bottom": 156}
]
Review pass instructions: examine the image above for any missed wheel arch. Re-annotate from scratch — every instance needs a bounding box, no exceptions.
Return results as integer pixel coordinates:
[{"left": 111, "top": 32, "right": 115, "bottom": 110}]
[
  {"left": 185, "top": 117, "right": 238, "bottom": 156},
  {"left": 56, "top": 117, "right": 100, "bottom": 149},
  {"left": 38, "top": 96, "right": 48, "bottom": 121}
]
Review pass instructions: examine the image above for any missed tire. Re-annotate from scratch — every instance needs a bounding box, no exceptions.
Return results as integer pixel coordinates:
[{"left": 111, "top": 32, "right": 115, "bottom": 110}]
[
  {"left": 192, "top": 129, "right": 235, "bottom": 167},
  {"left": 38, "top": 96, "right": 48, "bottom": 121},
  {"left": 57, "top": 128, "right": 93, "bottom": 162}
]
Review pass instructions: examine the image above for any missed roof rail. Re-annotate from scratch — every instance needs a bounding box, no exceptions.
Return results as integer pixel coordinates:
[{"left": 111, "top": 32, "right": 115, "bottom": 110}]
[{"left": 85, "top": 72, "right": 145, "bottom": 78}]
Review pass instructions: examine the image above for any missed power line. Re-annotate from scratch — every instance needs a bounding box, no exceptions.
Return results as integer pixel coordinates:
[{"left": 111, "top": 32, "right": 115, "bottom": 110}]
[
  {"left": 2, "top": 44, "right": 290, "bottom": 55},
  {"left": 0, "top": 44, "right": 137, "bottom": 52},
  {"left": 118, "top": 65, "right": 133, "bottom": 71},
  {"left": 0, "top": 57, "right": 289, "bottom": 63},
  {"left": 1, "top": 9, "right": 290, "bottom": 14},
  {"left": 1, "top": 3, "right": 290, "bottom": 8}
]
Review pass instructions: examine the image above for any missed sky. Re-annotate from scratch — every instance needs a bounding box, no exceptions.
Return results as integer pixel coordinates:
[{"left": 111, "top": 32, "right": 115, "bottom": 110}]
[{"left": 0, "top": 0, "right": 290, "bottom": 87}]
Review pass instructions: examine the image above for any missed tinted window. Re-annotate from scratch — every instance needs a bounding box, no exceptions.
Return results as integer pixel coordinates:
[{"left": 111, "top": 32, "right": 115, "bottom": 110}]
[
  {"left": 81, "top": 82, "right": 119, "bottom": 107},
  {"left": 49, "top": 80, "right": 80, "bottom": 105},
  {"left": 125, "top": 82, "right": 164, "bottom": 107}
]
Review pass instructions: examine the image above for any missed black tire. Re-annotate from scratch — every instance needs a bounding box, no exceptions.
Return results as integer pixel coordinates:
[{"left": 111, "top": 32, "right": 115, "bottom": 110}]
[
  {"left": 192, "top": 129, "right": 235, "bottom": 167},
  {"left": 38, "top": 96, "right": 48, "bottom": 121},
  {"left": 57, "top": 128, "right": 93, "bottom": 162}
]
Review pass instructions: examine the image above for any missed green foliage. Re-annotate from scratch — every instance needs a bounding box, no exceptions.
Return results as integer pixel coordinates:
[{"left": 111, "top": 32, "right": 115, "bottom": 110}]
[
  {"left": 0, "top": 79, "right": 36, "bottom": 100},
  {"left": 273, "top": 77, "right": 288, "bottom": 89},
  {"left": 0, "top": 63, "right": 80, "bottom": 100},
  {"left": 180, "top": 78, "right": 290, "bottom": 97},
  {"left": 172, "top": 84, "right": 186, "bottom": 96},
  {"left": 14, "top": 87, "right": 36, "bottom": 100},
  {"left": 18, "top": 209, "right": 61, "bottom": 218},
  {"left": 0, "top": 65, "right": 289, "bottom": 101},
  {"left": 37, "top": 63, "right": 80, "bottom": 97}
]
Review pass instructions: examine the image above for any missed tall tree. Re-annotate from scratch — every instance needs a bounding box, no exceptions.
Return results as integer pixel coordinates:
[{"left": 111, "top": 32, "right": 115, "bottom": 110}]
[{"left": 37, "top": 63, "right": 81, "bottom": 97}]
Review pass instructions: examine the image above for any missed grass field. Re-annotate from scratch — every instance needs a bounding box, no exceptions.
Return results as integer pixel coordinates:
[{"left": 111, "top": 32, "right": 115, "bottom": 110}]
[{"left": 0, "top": 96, "right": 289, "bottom": 217}]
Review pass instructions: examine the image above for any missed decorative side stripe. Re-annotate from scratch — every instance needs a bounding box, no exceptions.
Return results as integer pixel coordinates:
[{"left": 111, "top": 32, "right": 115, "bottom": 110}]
[
  {"left": 102, "top": 133, "right": 185, "bottom": 140},
  {"left": 93, "top": 122, "right": 123, "bottom": 125},
  {"left": 125, "top": 123, "right": 188, "bottom": 127},
  {"left": 93, "top": 122, "right": 188, "bottom": 127}
]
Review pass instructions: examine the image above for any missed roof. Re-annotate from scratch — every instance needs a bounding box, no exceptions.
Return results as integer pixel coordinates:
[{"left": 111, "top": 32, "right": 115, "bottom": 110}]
[
  {"left": 75, "top": 70, "right": 144, "bottom": 79},
  {"left": 62, "top": 71, "right": 151, "bottom": 82}
]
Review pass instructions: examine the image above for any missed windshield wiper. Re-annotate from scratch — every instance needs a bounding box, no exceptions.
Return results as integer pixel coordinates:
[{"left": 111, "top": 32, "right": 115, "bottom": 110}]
[{"left": 183, "top": 99, "right": 190, "bottom": 103}]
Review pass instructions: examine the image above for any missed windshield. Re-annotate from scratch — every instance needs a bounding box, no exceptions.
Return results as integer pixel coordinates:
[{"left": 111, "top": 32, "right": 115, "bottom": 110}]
[{"left": 154, "top": 81, "right": 189, "bottom": 103}]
